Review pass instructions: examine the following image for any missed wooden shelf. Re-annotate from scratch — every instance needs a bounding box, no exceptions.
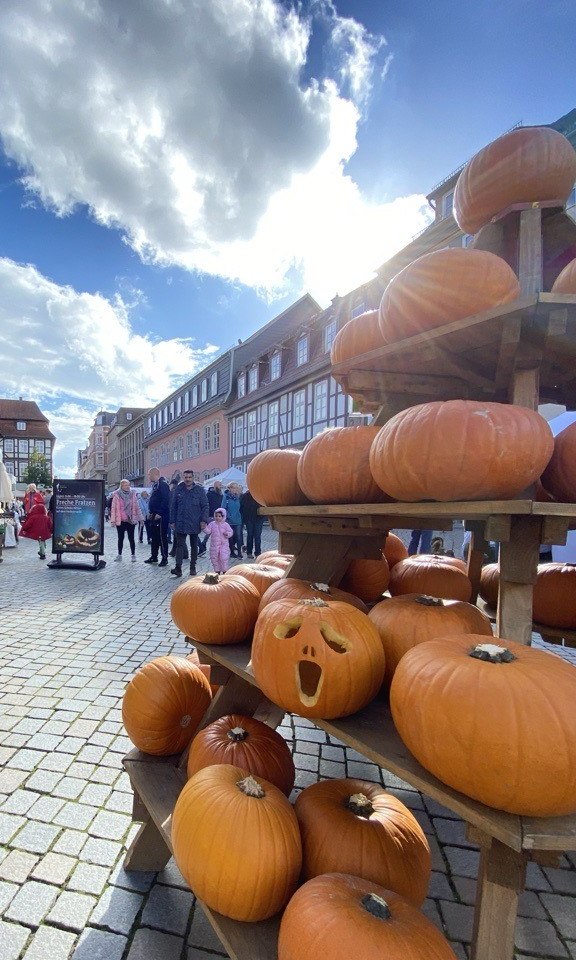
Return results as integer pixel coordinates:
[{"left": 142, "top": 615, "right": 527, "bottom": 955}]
[{"left": 261, "top": 499, "right": 576, "bottom": 520}]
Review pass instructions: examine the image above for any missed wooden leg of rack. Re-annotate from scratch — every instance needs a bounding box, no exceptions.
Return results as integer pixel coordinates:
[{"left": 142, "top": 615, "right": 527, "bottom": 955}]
[
  {"left": 470, "top": 838, "right": 526, "bottom": 960},
  {"left": 497, "top": 517, "right": 540, "bottom": 644},
  {"left": 466, "top": 520, "right": 489, "bottom": 604},
  {"left": 124, "top": 815, "right": 172, "bottom": 872}
]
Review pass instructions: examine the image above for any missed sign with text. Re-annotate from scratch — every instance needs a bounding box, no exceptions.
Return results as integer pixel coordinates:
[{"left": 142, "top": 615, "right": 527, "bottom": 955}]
[{"left": 52, "top": 479, "right": 105, "bottom": 555}]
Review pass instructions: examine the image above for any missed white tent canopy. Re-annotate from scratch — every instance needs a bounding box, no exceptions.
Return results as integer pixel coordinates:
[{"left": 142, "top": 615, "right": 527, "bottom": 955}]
[{"left": 203, "top": 466, "right": 247, "bottom": 489}]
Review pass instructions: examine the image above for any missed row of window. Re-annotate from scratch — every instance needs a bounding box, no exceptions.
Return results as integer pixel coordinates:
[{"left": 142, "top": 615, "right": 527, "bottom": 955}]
[
  {"left": 149, "top": 422, "right": 221, "bottom": 467},
  {"left": 2, "top": 439, "right": 52, "bottom": 455},
  {"left": 237, "top": 320, "right": 339, "bottom": 398},
  {"left": 234, "top": 380, "right": 330, "bottom": 445},
  {"left": 148, "top": 371, "right": 219, "bottom": 435}
]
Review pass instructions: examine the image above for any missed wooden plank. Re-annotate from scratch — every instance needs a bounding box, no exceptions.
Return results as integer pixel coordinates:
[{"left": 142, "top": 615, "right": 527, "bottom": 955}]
[
  {"left": 497, "top": 517, "right": 541, "bottom": 644},
  {"left": 521, "top": 815, "right": 576, "bottom": 852},
  {"left": 271, "top": 515, "right": 387, "bottom": 537},
  {"left": 347, "top": 369, "right": 472, "bottom": 396},
  {"left": 509, "top": 367, "right": 539, "bottom": 410},
  {"left": 200, "top": 905, "right": 279, "bottom": 960},
  {"left": 518, "top": 207, "right": 543, "bottom": 296},
  {"left": 123, "top": 818, "right": 172, "bottom": 872},
  {"left": 122, "top": 760, "right": 183, "bottom": 871},
  {"left": 284, "top": 534, "right": 358, "bottom": 584},
  {"left": 465, "top": 521, "right": 488, "bottom": 604},
  {"left": 470, "top": 839, "right": 527, "bottom": 960},
  {"left": 261, "top": 501, "right": 535, "bottom": 519}
]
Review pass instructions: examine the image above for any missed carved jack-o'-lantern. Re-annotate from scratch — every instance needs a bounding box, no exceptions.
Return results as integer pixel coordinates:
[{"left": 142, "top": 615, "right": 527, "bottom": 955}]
[{"left": 251, "top": 599, "right": 386, "bottom": 720}]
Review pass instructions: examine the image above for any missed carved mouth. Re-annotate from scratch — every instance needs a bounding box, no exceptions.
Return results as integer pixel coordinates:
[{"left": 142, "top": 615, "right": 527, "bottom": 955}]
[{"left": 296, "top": 660, "right": 323, "bottom": 706}]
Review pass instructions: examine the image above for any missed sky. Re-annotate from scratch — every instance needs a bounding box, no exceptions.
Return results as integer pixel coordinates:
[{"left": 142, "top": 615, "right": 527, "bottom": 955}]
[{"left": 0, "top": 0, "right": 575, "bottom": 476}]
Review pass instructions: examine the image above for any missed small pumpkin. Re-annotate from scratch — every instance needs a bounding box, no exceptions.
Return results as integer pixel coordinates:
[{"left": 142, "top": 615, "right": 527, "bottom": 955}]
[
  {"left": 122, "top": 656, "right": 212, "bottom": 756},
  {"left": 187, "top": 714, "right": 295, "bottom": 796},
  {"left": 478, "top": 563, "right": 500, "bottom": 608},
  {"left": 263, "top": 555, "right": 293, "bottom": 570},
  {"left": 382, "top": 532, "right": 409, "bottom": 569},
  {"left": 533, "top": 563, "right": 576, "bottom": 629},
  {"left": 225, "top": 562, "right": 284, "bottom": 597},
  {"left": 297, "top": 426, "right": 392, "bottom": 504},
  {"left": 172, "top": 764, "right": 301, "bottom": 921},
  {"left": 256, "top": 550, "right": 294, "bottom": 564},
  {"left": 540, "top": 421, "right": 576, "bottom": 503},
  {"left": 295, "top": 778, "right": 431, "bottom": 905},
  {"left": 331, "top": 309, "right": 387, "bottom": 365},
  {"left": 379, "top": 248, "right": 520, "bottom": 343},
  {"left": 369, "top": 594, "right": 492, "bottom": 685},
  {"left": 369, "top": 400, "right": 554, "bottom": 502},
  {"left": 278, "top": 874, "right": 458, "bottom": 960},
  {"left": 246, "top": 449, "right": 309, "bottom": 506},
  {"left": 170, "top": 573, "right": 260, "bottom": 645},
  {"left": 551, "top": 257, "right": 576, "bottom": 294},
  {"left": 258, "top": 577, "right": 368, "bottom": 615},
  {"left": 389, "top": 556, "right": 472, "bottom": 602},
  {"left": 339, "top": 556, "right": 391, "bottom": 604},
  {"left": 453, "top": 125, "right": 576, "bottom": 235},
  {"left": 390, "top": 635, "right": 576, "bottom": 816},
  {"left": 251, "top": 598, "right": 385, "bottom": 719}
]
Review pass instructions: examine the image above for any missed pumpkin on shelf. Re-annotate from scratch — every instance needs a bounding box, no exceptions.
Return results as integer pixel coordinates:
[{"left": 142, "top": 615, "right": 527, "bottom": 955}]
[
  {"left": 390, "top": 635, "right": 576, "bottom": 816},
  {"left": 478, "top": 563, "right": 500, "bottom": 608},
  {"left": 278, "top": 874, "right": 458, "bottom": 960},
  {"left": 330, "top": 308, "right": 386, "bottom": 364},
  {"left": 540, "top": 421, "right": 576, "bottom": 503},
  {"left": 246, "top": 449, "right": 309, "bottom": 506},
  {"left": 170, "top": 573, "right": 260, "bottom": 645},
  {"left": 382, "top": 532, "right": 408, "bottom": 569},
  {"left": 225, "top": 562, "right": 284, "bottom": 597},
  {"left": 295, "top": 778, "right": 431, "bottom": 905},
  {"left": 339, "top": 556, "right": 391, "bottom": 604},
  {"left": 172, "top": 764, "right": 301, "bottom": 921},
  {"left": 251, "top": 598, "right": 385, "bottom": 719},
  {"left": 187, "top": 714, "right": 295, "bottom": 796},
  {"left": 263, "top": 554, "right": 293, "bottom": 570},
  {"left": 552, "top": 257, "right": 576, "bottom": 294},
  {"left": 389, "top": 555, "right": 472, "bottom": 603},
  {"left": 453, "top": 125, "right": 576, "bottom": 235},
  {"left": 533, "top": 563, "right": 576, "bottom": 629},
  {"left": 122, "top": 656, "right": 212, "bottom": 756},
  {"left": 369, "top": 400, "right": 554, "bottom": 502},
  {"left": 297, "top": 426, "right": 393, "bottom": 504},
  {"left": 378, "top": 248, "right": 520, "bottom": 344},
  {"left": 369, "top": 594, "right": 492, "bottom": 686},
  {"left": 258, "top": 577, "right": 369, "bottom": 615},
  {"left": 256, "top": 549, "right": 294, "bottom": 564}
]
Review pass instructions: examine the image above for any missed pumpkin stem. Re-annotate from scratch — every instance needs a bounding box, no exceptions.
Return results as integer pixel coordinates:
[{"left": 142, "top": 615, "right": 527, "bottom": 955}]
[
  {"left": 228, "top": 726, "right": 249, "bottom": 742},
  {"left": 237, "top": 774, "right": 265, "bottom": 798},
  {"left": 415, "top": 595, "right": 444, "bottom": 607},
  {"left": 310, "top": 582, "right": 330, "bottom": 593},
  {"left": 360, "top": 893, "right": 391, "bottom": 920},
  {"left": 346, "top": 793, "right": 375, "bottom": 817},
  {"left": 203, "top": 573, "right": 220, "bottom": 585},
  {"left": 470, "top": 642, "right": 516, "bottom": 664},
  {"left": 300, "top": 598, "right": 329, "bottom": 608}
]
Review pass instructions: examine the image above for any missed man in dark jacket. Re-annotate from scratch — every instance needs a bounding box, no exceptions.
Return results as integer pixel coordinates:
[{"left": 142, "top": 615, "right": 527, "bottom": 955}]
[
  {"left": 198, "top": 480, "right": 224, "bottom": 556},
  {"left": 240, "top": 489, "right": 263, "bottom": 559},
  {"left": 170, "top": 470, "right": 209, "bottom": 577},
  {"left": 145, "top": 468, "right": 171, "bottom": 566}
]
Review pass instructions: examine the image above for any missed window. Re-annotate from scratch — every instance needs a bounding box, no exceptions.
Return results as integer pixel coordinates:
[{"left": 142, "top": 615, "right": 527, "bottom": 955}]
[
  {"left": 163, "top": 406, "right": 168, "bottom": 425},
  {"left": 178, "top": 436, "right": 184, "bottom": 460},
  {"left": 268, "top": 401, "right": 279, "bottom": 435},
  {"left": 186, "top": 432, "right": 193, "bottom": 458},
  {"left": 34, "top": 440, "right": 45, "bottom": 453},
  {"left": 248, "top": 365, "right": 258, "bottom": 392},
  {"left": 441, "top": 190, "right": 454, "bottom": 218},
  {"left": 97, "top": 453, "right": 103, "bottom": 464},
  {"left": 210, "top": 371, "right": 218, "bottom": 396},
  {"left": 201, "top": 379, "right": 208, "bottom": 402},
  {"left": 147, "top": 417, "right": 152, "bottom": 434},
  {"left": 183, "top": 391, "right": 190, "bottom": 412},
  {"left": 176, "top": 396, "right": 182, "bottom": 417},
  {"left": 16, "top": 421, "right": 26, "bottom": 431},
  {"left": 297, "top": 336, "right": 308, "bottom": 366},
  {"left": 212, "top": 420, "right": 220, "bottom": 450},
  {"left": 235, "top": 416, "right": 244, "bottom": 446},
  {"left": 350, "top": 301, "right": 365, "bottom": 320},
  {"left": 247, "top": 410, "right": 257, "bottom": 442},
  {"left": 270, "top": 352, "right": 281, "bottom": 380},
  {"left": 19, "top": 439, "right": 28, "bottom": 454},
  {"left": 193, "top": 430, "right": 200, "bottom": 456},
  {"left": 173, "top": 442, "right": 178, "bottom": 462},
  {"left": 324, "top": 319, "right": 337, "bottom": 351},
  {"left": 192, "top": 385, "right": 198, "bottom": 407},
  {"left": 204, "top": 425, "right": 211, "bottom": 452},
  {"left": 126, "top": 412, "right": 133, "bottom": 421},
  {"left": 169, "top": 402, "right": 174, "bottom": 421},
  {"left": 293, "top": 389, "right": 305, "bottom": 429},
  {"left": 313, "top": 380, "right": 328, "bottom": 421},
  {"left": 238, "top": 374, "right": 246, "bottom": 398},
  {"left": 4, "top": 439, "right": 14, "bottom": 453}
]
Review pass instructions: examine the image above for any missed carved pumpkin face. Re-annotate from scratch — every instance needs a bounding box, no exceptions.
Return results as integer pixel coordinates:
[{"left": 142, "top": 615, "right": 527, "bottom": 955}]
[{"left": 251, "top": 599, "right": 385, "bottom": 720}]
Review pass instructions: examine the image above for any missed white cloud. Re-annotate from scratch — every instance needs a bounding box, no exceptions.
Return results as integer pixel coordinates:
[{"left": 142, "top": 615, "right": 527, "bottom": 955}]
[{"left": 0, "top": 0, "right": 430, "bottom": 302}]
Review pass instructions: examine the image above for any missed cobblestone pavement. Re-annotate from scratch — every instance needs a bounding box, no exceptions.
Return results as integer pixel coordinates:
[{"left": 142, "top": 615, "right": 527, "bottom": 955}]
[{"left": 0, "top": 524, "right": 575, "bottom": 960}]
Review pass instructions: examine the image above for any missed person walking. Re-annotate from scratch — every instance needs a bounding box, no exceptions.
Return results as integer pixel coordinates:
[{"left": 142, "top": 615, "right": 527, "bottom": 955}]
[
  {"left": 137, "top": 490, "right": 150, "bottom": 544},
  {"left": 203, "top": 507, "right": 234, "bottom": 574},
  {"left": 170, "top": 470, "right": 209, "bottom": 578},
  {"left": 20, "top": 498, "right": 53, "bottom": 559},
  {"left": 110, "top": 479, "right": 143, "bottom": 562},
  {"left": 146, "top": 468, "right": 171, "bottom": 566},
  {"left": 168, "top": 480, "right": 188, "bottom": 561},
  {"left": 240, "top": 488, "right": 263, "bottom": 559},
  {"left": 408, "top": 529, "right": 433, "bottom": 555},
  {"left": 198, "top": 479, "right": 224, "bottom": 556},
  {"left": 23, "top": 483, "right": 38, "bottom": 515},
  {"left": 222, "top": 483, "right": 243, "bottom": 558}
]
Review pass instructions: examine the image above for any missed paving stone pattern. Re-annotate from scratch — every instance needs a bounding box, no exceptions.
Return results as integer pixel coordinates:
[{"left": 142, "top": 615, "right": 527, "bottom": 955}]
[{"left": 0, "top": 524, "right": 575, "bottom": 959}]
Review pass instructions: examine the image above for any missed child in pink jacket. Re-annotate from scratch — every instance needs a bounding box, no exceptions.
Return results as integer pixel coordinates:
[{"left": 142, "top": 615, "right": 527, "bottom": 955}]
[{"left": 204, "top": 507, "right": 234, "bottom": 573}]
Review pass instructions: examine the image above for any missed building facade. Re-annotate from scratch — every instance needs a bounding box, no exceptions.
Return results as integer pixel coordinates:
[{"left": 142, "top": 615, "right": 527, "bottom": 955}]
[
  {"left": 118, "top": 411, "right": 149, "bottom": 487},
  {"left": 75, "top": 411, "right": 115, "bottom": 481},
  {"left": 107, "top": 407, "right": 149, "bottom": 488},
  {"left": 0, "top": 399, "right": 56, "bottom": 483}
]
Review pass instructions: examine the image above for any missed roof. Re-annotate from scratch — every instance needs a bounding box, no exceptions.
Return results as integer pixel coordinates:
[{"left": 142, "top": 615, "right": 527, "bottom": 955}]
[
  {"left": 0, "top": 399, "right": 56, "bottom": 441},
  {"left": 231, "top": 294, "right": 322, "bottom": 374},
  {"left": 0, "top": 399, "right": 49, "bottom": 422}
]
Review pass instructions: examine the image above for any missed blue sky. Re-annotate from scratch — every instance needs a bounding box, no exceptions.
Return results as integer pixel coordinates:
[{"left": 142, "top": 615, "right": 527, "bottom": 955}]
[{"left": 0, "top": 0, "right": 574, "bottom": 474}]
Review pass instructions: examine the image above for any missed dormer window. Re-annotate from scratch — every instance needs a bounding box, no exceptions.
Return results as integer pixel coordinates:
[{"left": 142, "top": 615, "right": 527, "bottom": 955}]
[
  {"left": 270, "top": 352, "right": 281, "bottom": 380},
  {"left": 16, "top": 421, "right": 26, "bottom": 431},
  {"left": 201, "top": 379, "right": 208, "bottom": 402},
  {"left": 237, "top": 373, "right": 246, "bottom": 398},
  {"left": 350, "top": 301, "right": 365, "bottom": 320},
  {"left": 248, "top": 365, "right": 258, "bottom": 392},
  {"left": 296, "top": 336, "right": 308, "bottom": 366},
  {"left": 441, "top": 190, "right": 454, "bottom": 219}
]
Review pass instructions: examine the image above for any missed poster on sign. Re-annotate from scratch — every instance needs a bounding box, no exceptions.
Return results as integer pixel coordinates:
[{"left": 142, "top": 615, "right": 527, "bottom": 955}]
[{"left": 52, "top": 479, "right": 105, "bottom": 556}]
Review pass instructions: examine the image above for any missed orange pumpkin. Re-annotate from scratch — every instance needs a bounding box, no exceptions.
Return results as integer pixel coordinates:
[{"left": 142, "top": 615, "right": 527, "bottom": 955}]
[
  {"left": 382, "top": 533, "right": 408, "bottom": 569},
  {"left": 251, "top": 598, "right": 385, "bottom": 719},
  {"left": 331, "top": 309, "right": 386, "bottom": 364},
  {"left": 264, "top": 555, "right": 293, "bottom": 570},
  {"left": 256, "top": 550, "right": 294, "bottom": 564},
  {"left": 369, "top": 400, "right": 554, "bottom": 502},
  {"left": 297, "top": 426, "right": 392, "bottom": 504},
  {"left": 379, "top": 248, "right": 519, "bottom": 343},
  {"left": 390, "top": 635, "right": 576, "bottom": 816},
  {"left": 540, "top": 421, "right": 576, "bottom": 503},
  {"left": 339, "top": 556, "right": 390, "bottom": 603},
  {"left": 533, "top": 563, "right": 576, "bottom": 629},
  {"left": 170, "top": 573, "right": 260, "bottom": 645},
  {"left": 122, "top": 656, "right": 212, "bottom": 756},
  {"left": 389, "top": 556, "right": 472, "bottom": 602},
  {"left": 295, "top": 778, "right": 430, "bottom": 905},
  {"left": 187, "top": 714, "right": 295, "bottom": 796},
  {"left": 454, "top": 126, "right": 576, "bottom": 235},
  {"left": 172, "top": 765, "right": 301, "bottom": 921},
  {"left": 551, "top": 257, "right": 576, "bottom": 294},
  {"left": 479, "top": 563, "right": 500, "bottom": 608},
  {"left": 225, "top": 562, "right": 284, "bottom": 597},
  {"left": 246, "top": 449, "right": 309, "bottom": 506},
  {"left": 258, "top": 577, "right": 369, "bottom": 615},
  {"left": 278, "top": 874, "right": 458, "bottom": 960},
  {"left": 369, "top": 594, "right": 492, "bottom": 686},
  {"left": 186, "top": 648, "right": 218, "bottom": 697}
]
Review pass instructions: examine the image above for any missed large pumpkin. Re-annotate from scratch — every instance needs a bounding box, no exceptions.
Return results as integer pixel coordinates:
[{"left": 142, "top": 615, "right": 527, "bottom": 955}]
[
  {"left": 339, "top": 556, "right": 390, "bottom": 603},
  {"left": 540, "top": 421, "right": 576, "bottom": 503},
  {"left": 122, "top": 656, "right": 212, "bottom": 756},
  {"left": 225, "top": 562, "right": 284, "bottom": 597},
  {"left": 295, "top": 778, "right": 430, "bottom": 905},
  {"left": 251, "top": 598, "right": 385, "bottom": 719},
  {"left": 172, "top": 764, "right": 301, "bottom": 921},
  {"left": 369, "top": 594, "right": 492, "bottom": 686},
  {"left": 256, "top": 550, "right": 294, "bottom": 564},
  {"left": 389, "top": 556, "right": 472, "bottom": 602},
  {"left": 258, "top": 577, "right": 368, "bottom": 615},
  {"left": 390, "top": 635, "right": 576, "bottom": 816},
  {"left": 246, "top": 449, "right": 309, "bottom": 506},
  {"left": 331, "top": 309, "right": 386, "bottom": 364},
  {"left": 379, "top": 248, "right": 519, "bottom": 343},
  {"left": 383, "top": 533, "right": 408, "bottom": 569},
  {"left": 187, "top": 714, "right": 295, "bottom": 796},
  {"left": 478, "top": 563, "right": 500, "bottom": 608},
  {"left": 369, "top": 400, "right": 554, "bottom": 502},
  {"left": 551, "top": 257, "right": 576, "bottom": 294},
  {"left": 170, "top": 573, "right": 260, "bottom": 645},
  {"left": 453, "top": 126, "right": 576, "bottom": 235},
  {"left": 278, "top": 874, "right": 458, "bottom": 960},
  {"left": 297, "top": 426, "right": 392, "bottom": 504},
  {"left": 533, "top": 563, "right": 576, "bottom": 629}
]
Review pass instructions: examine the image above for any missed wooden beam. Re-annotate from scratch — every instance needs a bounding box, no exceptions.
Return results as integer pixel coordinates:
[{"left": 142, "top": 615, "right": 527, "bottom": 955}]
[
  {"left": 518, "top": 207, "right": 543, "bottom": 296},
  {"left": 471, "top": 838, "right": 527, "bottom": 960}
]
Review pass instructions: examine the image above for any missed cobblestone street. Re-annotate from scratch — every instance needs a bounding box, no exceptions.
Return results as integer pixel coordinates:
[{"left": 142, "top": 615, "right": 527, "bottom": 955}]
[{"left": 0, "top": 524, "right": 575, "bottom": 960}]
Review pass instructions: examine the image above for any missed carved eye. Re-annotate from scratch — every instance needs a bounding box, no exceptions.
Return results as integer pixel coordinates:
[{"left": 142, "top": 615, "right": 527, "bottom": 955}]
[
  {"left": 273, "top": 619, "right": 302, "bottom": 639},
  {"left": 319, "top": 624, "right": 348, "bottom": 654}
]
